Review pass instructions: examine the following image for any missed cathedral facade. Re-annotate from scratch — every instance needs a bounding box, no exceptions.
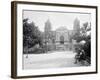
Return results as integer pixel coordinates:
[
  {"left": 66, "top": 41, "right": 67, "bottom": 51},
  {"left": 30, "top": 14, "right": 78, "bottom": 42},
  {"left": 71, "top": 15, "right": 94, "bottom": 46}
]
[
  {"left": 43, "top": 18, "right": 80, "bottom": 51},
  {"left": 55, "top": 27, "right": 70, "bottom": 45}
]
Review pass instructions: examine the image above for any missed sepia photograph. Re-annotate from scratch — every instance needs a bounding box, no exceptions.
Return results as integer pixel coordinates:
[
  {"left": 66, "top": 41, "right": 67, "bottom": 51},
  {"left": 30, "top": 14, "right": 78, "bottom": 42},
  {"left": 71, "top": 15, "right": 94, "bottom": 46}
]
[{"left": 23, "top": 10, "right": 91, "bottom": 69}]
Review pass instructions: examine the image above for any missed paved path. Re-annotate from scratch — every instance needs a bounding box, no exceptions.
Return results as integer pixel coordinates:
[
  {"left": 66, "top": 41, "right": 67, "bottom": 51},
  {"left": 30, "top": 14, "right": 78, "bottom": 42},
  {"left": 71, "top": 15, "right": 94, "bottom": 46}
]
[{"left": 23, "top": 51, "right": 85, "bottom": 69}]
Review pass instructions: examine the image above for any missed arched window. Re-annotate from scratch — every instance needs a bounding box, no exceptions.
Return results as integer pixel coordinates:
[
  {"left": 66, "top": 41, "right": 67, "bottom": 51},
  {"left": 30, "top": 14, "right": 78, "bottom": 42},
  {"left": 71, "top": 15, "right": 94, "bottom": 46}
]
[{"left": 60, "top": 35, "right": 64, "bottom": 44}]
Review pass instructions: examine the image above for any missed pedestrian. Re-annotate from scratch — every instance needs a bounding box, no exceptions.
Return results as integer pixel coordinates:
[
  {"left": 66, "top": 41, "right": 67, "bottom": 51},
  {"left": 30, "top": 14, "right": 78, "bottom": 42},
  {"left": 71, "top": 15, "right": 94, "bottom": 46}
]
[{"left": 74, "top": 48, "right": 81, "bottom": 64}]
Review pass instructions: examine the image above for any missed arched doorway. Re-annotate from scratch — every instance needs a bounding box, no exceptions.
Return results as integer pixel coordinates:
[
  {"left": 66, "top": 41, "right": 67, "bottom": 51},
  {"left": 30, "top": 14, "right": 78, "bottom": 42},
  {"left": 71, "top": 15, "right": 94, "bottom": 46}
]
[{"left": 60, "top": 35, "right": 64, "bottom": 44}]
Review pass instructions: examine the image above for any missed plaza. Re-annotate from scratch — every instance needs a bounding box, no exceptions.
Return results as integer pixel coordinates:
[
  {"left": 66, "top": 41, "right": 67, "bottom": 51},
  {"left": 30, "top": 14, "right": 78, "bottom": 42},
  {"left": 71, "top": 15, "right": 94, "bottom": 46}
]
[{"left": 23, "top": 51, "right": 88, "bottom": 69}]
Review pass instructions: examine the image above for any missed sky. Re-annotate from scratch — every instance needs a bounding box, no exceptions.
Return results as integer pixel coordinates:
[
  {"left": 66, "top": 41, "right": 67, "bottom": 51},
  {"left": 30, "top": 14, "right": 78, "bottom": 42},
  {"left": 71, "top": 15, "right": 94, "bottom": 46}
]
[{"left": 23, "top": 10, "right": 91, "bottom": 32}]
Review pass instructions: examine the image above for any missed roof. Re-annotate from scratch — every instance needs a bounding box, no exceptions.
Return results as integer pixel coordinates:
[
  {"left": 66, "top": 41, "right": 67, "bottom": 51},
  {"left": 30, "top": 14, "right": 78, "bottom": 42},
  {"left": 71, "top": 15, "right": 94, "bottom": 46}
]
[{"left": 56, "top": 26, "right": 68, "bottom": 31}]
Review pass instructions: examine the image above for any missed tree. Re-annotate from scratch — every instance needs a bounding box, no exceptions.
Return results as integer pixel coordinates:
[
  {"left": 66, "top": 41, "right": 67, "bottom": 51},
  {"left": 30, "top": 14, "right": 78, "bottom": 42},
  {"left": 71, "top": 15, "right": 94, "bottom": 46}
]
[
  {"left": 72, "top": 22, "right": 91, "bottom": 63},
  {"left": 72, "top": 22, "right": 91, "bottom": 42},
  {"left": 23, "top": 18, "right": 43, "bottom": 49}
]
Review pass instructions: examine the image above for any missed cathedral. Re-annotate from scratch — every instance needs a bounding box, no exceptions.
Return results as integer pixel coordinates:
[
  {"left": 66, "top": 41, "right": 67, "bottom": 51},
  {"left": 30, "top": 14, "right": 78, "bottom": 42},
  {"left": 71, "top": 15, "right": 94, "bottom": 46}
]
[{"left": 43, "top": 18, "right": 80, "bottom": 51}]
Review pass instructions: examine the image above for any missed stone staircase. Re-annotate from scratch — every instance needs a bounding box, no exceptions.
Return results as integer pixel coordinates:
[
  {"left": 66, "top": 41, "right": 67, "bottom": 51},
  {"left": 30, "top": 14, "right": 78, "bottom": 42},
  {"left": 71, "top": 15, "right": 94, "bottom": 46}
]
[{"left": 56, "top": 44, "right": 66, "bottom": 51}]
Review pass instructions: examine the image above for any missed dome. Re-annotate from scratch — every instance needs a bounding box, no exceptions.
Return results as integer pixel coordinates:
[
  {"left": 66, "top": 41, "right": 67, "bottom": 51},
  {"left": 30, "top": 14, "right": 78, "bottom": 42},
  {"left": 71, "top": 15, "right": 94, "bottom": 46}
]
[{"left": 56, "top": 26, "right": 68, "bottom": 32}]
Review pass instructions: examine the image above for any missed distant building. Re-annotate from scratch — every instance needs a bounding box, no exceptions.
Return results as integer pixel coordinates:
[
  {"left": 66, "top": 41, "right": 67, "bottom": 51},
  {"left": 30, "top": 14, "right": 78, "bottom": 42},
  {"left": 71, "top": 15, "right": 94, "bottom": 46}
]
[
  {"left": 42, "top": 18, "right": 89, "bottom": 51},
  {"left": 44, "top": 19, "right": 73, "bottom": 46},
  {"left": 44, "top": 20, "right": 73, "bottom": 50},
  {"left": 55, "top": 26, "right": 70, "bottom": 44},
  {"left": 44, "top": 19, "right": 52, "bottom": 43},
  {"left": 44, "top": 19, "right": 51, "bottom": 33},
  {"left": 73, "top": 18, "right": 80, "bottom": 34}
]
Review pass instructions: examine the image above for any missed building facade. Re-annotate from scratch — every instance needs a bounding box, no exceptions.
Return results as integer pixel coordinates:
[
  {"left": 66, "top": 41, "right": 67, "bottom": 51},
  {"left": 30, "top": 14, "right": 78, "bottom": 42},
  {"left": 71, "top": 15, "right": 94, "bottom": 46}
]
[{"left": 43, "top": 18, "right": 80, "bottom": 51}]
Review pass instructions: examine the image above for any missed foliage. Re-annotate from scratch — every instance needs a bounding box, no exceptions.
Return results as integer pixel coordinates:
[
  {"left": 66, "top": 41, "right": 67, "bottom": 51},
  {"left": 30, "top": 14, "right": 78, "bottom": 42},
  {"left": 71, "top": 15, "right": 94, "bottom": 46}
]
[
  {"left": 72, "top": 22, "right": 91, "bottom": 42},
  {"left": 23, "top": 18, "right": 43, "bottom": 49},
  {"left": 72, "top": 22, "right": 91, "bottom": 62},
  {"left": 82, "top": 40, "right": 91, "bottom": 57}
]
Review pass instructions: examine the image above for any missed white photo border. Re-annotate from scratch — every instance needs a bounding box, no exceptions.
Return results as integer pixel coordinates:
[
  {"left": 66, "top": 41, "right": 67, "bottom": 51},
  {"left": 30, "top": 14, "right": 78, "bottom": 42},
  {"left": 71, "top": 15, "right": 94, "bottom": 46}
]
[{"left": 15, "top": 2, "right": 97, "bottom": 77}]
